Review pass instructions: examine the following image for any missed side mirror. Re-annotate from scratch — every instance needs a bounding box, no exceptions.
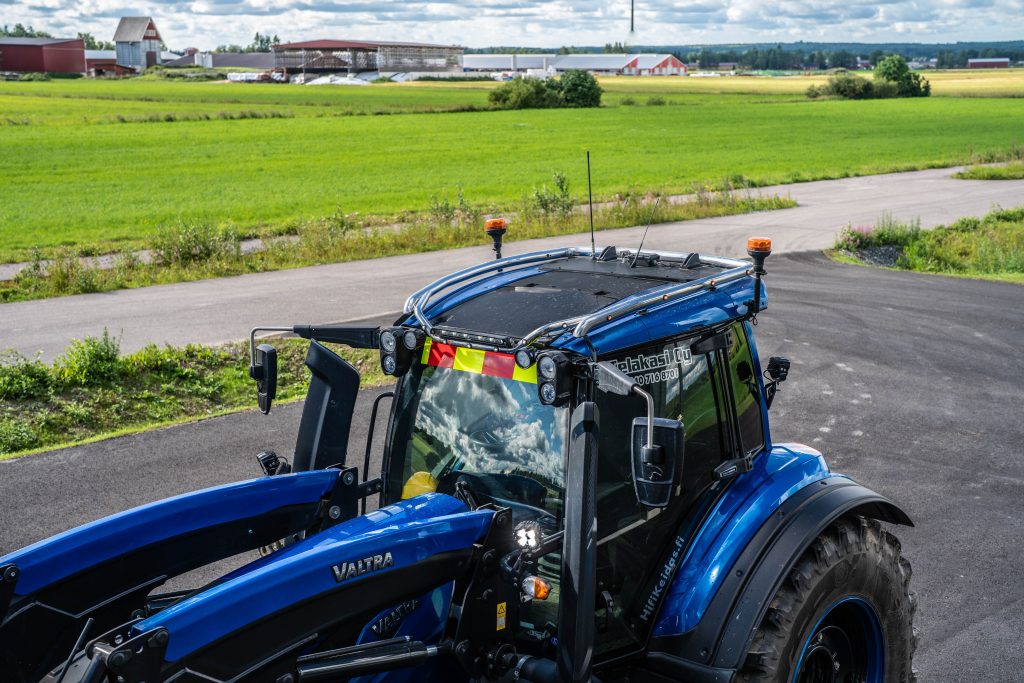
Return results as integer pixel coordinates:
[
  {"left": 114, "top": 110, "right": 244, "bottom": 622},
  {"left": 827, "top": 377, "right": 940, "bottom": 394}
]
[
  {"left": 250, "top": 343, "right": 278, "bottom": 414},
  {"left": 764, "top": 356, "right": 790, "bottom": 410},
  {"left": 631, "top": 417, "right": 684, "bottom": 509},
  {"left": 593, "top": 361, "right": 685, "bottom": 509}
]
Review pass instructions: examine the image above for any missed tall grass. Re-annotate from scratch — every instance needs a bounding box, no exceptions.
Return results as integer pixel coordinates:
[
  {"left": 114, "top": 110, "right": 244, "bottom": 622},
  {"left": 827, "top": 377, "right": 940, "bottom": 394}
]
[
  {"left": 0, "top": 179, "right": 795, "bottom": 303},
  {"left": 834, "top": 206, "right": 1024, "bottom": 280},
  {"left": 0, "top": 331, "right": 385, "bottom": 457}
]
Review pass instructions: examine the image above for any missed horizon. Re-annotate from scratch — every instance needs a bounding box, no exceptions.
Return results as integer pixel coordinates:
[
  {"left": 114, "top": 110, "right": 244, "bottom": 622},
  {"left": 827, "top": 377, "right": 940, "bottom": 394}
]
[{"left": 2, "top": 1, "right": 1023, "bottom": 52}]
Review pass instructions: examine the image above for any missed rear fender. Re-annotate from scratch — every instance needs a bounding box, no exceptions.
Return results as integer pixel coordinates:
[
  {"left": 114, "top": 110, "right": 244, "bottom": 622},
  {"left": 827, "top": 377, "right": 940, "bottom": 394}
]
[
  {"left": 126, "top": 494, "right": 493, "bottom": 680},
  {"left": 0, "top": 470, "right": 339, "bottom": 682},
  {"left": 643, "top": 444, "right": 912, "bottom": 681}
]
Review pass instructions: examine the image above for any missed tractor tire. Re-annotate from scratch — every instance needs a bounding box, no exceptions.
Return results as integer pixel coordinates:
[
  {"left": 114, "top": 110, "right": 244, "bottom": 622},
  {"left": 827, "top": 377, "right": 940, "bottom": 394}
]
[{"left": 736, "top": 514, "right": 916, "bottom": 683}]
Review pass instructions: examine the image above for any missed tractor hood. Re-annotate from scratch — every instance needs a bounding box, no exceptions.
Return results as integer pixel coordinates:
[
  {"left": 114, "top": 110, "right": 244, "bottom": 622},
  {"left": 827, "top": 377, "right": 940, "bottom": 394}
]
[{"left": 134, "top": 492, "right": 493, "bottom": 664}]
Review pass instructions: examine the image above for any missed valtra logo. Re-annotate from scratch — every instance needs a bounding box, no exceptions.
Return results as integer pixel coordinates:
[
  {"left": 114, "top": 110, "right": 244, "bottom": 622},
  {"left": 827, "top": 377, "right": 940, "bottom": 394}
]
[{"left": 332, "top": 551, "right": 394, "bottom": 582}]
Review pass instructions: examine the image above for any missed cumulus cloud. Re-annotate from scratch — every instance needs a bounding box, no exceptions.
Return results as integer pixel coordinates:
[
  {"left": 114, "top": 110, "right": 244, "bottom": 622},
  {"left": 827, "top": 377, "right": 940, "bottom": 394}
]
[{"left": 2, "top": 0, "right": 1020, "bottom": 49}]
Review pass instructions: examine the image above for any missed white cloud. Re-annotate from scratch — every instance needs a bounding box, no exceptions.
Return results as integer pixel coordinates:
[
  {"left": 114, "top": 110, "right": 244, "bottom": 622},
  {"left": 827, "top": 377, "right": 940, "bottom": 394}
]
[{"left": 3, "top": 0, "right": 1021, "bottom": 49}]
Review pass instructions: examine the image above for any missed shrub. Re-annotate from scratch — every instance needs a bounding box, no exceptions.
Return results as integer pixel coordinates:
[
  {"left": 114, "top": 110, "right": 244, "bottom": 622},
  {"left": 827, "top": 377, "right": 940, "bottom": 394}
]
[
  {"left": 557, "top": 69, "right": 602, "bottom": 108},
  {"left": 531, "top": 171, "right": 573, "bottom": 218},
  {"left": 54, "top": 329, "right": 122, "bottom": 386},
  {"left": 488, "top": 77, "right": 562, "bottom": 110},
  {"left": 489, "top": 72, "right": 602, "bottom": 110},
  {"left": 646, "top": 96, "right": 667, "bottom": 106},
  {"left": 0, "top": 351, "right": 51, "bottom": 400},
  {"left": 0, "top": 419, "right": 39, "bottom": 454},
  {"left": 150, "top": 219, "right": 240, "bottom": 266},
  {"left": 620, "top": 96, "right": 636, "bottom": 106},
  {"left": 827, "top": 74, "right": 875, "bottom": 100},
  {"left": 18, "top": 72, "right": 49, "bottom": 82},
  {"left": 874, "top": 55, "right": 930, "bottom": 98}
]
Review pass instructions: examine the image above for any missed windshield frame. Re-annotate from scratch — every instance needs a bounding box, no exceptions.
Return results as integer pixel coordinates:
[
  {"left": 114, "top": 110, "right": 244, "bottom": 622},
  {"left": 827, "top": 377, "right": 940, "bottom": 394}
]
[{"left": 381, "top": 352, "right": 572, "bottom": 515}]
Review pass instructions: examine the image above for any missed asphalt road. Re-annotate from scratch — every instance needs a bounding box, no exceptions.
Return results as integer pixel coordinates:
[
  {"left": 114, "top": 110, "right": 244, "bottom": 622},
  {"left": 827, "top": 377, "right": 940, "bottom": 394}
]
[
  {"left": 3, "top": 166, "right": 1024, "bottom": 360},
  {"left": 2, "top": 253, "right": 1022, "bottom": 680}
]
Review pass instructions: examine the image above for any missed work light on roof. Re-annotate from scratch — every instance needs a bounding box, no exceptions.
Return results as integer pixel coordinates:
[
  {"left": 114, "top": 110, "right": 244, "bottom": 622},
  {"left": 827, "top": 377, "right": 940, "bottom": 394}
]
[{"left": 514, "top": 348, "right": 535, "bottom": 369}]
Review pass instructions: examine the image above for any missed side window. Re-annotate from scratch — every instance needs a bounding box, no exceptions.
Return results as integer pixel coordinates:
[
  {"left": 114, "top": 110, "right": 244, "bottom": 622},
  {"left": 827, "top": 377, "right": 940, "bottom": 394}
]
[{"left": 724, "top": 323, "right": 765, "bottom": 456}]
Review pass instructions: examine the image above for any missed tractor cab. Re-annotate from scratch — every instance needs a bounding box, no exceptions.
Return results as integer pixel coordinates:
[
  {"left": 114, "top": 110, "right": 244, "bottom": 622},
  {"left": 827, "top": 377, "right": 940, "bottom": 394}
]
[{"left": 371, "top": 245, "right": 776, "bottom": 663}]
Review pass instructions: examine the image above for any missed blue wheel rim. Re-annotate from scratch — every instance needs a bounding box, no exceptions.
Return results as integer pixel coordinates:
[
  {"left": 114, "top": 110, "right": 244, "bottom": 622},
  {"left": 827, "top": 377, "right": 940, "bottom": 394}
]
[{"left": 792, "top": 596, "right": 884, "bottom": 683}]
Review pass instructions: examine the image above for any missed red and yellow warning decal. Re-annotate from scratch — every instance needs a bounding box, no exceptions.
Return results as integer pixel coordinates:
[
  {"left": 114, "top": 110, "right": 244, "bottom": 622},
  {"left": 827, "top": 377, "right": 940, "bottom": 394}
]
[{"left": 421, "top": 338, "right": 537, "bottom": 384}]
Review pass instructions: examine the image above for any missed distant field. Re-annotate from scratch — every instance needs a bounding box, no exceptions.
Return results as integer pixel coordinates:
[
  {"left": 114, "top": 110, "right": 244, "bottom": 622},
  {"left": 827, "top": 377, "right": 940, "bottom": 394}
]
[{"left": 1, "top": 71, "right": 1023, "bottom": 262}]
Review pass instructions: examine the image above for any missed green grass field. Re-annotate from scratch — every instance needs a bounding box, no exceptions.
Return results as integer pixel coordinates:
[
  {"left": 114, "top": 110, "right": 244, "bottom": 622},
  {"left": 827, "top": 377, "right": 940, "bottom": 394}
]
[{"left": 2, "top": 71, "right": 1024, "bottom": 263}]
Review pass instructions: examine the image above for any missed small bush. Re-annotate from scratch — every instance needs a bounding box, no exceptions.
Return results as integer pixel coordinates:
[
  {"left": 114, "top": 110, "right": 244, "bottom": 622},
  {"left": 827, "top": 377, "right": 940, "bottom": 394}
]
[
  {"left": 488, "top": 71, "right": 601, "bottom": 110},
  {"left": 150, "top": 220, "right": 240, "bottom": 266},
  {"left": 0, "top": 351, "right": 50, "bottom": 400},
  {"left": 646, "top": 96, "right": 667, "bottom": 106},
  {"left": 620, "top": 96, "right": 636, "bottom": 106},
  {"left": 18, "top": 72, "right": 50, "bottom": 82},
  {"left": 372, "top": 76, "right": 393, "bottom": 84},
  {"left": 531, "top": 171, "right": 573, "bottom": 218},
  {"left": 557, "top": 70, "right": 603, "bottom": 108},
  {"left": 488, "top": 77, "right": 562, "bottom": 110},
  {"left": 0, "top": 419, "right": 39, "bottom": 453},
  {"left": 55, "top": 329, "right": 122, "bottom": 386},
  {"left": 874, "top": 55, "right": 930, "bottom": 98}
]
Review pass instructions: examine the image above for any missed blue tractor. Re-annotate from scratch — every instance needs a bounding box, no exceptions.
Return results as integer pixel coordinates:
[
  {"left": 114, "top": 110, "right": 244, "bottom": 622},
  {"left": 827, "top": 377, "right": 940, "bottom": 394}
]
[{"left": 0, "top": 235, "right": 916, "bottom": 683}]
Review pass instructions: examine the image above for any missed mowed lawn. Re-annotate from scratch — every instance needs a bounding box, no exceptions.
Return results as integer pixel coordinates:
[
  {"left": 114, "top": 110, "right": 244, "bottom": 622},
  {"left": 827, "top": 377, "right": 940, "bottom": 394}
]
[{"left": 1, "top": 73, "right": 1023, "bottom": 262}]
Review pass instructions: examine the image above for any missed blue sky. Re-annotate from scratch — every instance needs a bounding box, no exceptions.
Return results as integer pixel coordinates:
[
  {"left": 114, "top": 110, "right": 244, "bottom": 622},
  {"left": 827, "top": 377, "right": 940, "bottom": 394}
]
[{"left": 4, "top": 1, "right": 1023, "bottom": 50}]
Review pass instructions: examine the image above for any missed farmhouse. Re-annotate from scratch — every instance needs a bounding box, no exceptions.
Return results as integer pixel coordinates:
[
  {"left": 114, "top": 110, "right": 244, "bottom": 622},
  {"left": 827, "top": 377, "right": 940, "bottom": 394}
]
[
  {"left": 462, "top": 53, "right": 687, "bottom": 76},
  {"left": 0, "top": 37, "right": 86, "bottom": 74},
  {"left": 273, "top": 39, "right": 463, "bottom": 75},
  {"left": 113, "top": 16, "right": 164, "bottom": 72},
  {"left": 967, "top": 57, "right": 1010, "bottom": 69}
]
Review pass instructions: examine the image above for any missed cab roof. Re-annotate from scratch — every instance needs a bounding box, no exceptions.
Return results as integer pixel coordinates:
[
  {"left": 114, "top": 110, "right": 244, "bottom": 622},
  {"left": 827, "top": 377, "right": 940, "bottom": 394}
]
[{"left": 401, "top": 247, "right": 763, "bottom": 357}]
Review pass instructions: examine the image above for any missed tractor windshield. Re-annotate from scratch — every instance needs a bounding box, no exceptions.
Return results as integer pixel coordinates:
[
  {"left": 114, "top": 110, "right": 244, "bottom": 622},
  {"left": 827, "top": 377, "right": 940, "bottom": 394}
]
[{"left": 385, "top": 350, "right": 568, "bottom": 528}]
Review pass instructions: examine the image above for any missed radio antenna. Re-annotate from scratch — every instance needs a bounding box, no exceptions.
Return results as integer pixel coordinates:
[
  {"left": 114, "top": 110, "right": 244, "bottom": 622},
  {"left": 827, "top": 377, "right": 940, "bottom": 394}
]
[
  {"left": 630, "top": 195, "right": 662, "bottom": 267},
  {"left": 587, "top": 151, "right": 596, "bottom": 259}
]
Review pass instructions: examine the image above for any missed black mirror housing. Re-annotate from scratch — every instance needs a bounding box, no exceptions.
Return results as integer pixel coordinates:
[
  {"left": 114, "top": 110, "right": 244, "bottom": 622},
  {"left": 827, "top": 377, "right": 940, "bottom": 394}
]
[
  {"left": 766, "top": 356, "right": 790, "bottom": 382},
  {"left": 630, "top": 417, "right": 684, "bottom": 508},
  {"left": 251, "top": 343, "right": 278, "bottom": 414}
]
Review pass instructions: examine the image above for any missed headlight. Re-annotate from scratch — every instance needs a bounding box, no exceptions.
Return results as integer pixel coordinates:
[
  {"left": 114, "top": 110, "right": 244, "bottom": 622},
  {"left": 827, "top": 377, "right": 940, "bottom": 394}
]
[
  {"left": 380, "top": 330, "right": 397, "bottom": 354},
  {"left": 515, "top": 348, "right": 535, "bottom": 369},
  {"left": 538, "top": 355, "right": 557, "bottom": 380},
  {"left": 381, "top": 354, "right": 397, "bottom": 375},
  {"left": 539, "top": 382, "right": 557, "bottom": 404}
]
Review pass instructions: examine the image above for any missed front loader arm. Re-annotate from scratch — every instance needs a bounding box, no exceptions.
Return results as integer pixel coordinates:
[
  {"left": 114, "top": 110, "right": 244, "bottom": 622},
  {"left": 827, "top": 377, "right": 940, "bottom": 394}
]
[{"left": 0, "top": 470, "right": 341, "bottom": 682}]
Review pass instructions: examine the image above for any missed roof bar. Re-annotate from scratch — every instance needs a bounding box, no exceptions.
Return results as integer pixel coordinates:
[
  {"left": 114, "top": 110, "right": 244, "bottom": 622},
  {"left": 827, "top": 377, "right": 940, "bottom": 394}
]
[
  {"left": 404, "top": 246, "right": 751, "bottom": 351},
  {"left": 571, "top": 255, "right": 750, "bottom": 338},
  {"left": 406, "top": 247, "right": 593, "bottom": 336}
]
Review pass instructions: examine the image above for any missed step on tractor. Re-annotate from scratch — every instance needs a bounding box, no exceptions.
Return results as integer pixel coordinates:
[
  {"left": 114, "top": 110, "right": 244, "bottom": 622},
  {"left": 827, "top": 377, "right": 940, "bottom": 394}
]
[{"left": 0, "top": 232, "right": 917, "bottom": 683}]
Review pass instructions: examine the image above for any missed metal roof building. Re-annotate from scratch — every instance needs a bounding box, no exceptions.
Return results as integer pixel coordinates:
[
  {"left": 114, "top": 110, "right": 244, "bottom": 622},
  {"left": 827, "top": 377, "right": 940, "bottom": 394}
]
[
  {"left": 0, "top": 37, "right": 86, "bottom": 74},
  {"left": 463, "top": 53, "right": 686, "bottom": 76},
  {"left": 113, "top": 16, "right": 163, "bottom": 71},
  {"left": 165, "top": 52, "right": 277, "bottom": 70},
  {"left": 273, "top": 39, "right": 462, "bottom": 74},
  {"left": 967, "top": 58, "right": 1010, "bottom": 69}
]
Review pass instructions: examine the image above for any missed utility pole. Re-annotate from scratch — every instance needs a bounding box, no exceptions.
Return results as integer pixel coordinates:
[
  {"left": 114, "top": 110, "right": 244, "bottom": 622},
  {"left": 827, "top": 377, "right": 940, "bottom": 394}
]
[{"left": 630, "top": 0, "right": 635, "bottom": 34}]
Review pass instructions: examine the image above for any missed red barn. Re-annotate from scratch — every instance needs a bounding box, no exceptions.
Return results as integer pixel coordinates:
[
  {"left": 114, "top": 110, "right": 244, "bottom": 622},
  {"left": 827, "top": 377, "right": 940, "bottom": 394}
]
[
  {"left": 624, "top": 54, "right": 688, "bottom": 76},
  {"left": 0, "top": 37, "right": 86, "bottom": 74}
]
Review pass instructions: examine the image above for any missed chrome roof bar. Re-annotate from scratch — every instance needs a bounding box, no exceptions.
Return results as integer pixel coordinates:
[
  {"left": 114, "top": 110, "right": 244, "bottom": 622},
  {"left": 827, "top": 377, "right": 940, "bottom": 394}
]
[
  {"left": 405, "top": 247, "right": 594, "bottom": 335},
  {"left": 571, "top": 255, "right": 749, "bottom": 338},
  {"left": 404, "top": 246, "right": 751, "bottom": 352}
]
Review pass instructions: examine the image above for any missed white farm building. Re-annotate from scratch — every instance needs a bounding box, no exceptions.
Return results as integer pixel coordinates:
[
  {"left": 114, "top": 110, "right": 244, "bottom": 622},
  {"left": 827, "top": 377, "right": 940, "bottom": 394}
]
[{"left": 462, "top": 53, "right": 687, "bottom": 76}]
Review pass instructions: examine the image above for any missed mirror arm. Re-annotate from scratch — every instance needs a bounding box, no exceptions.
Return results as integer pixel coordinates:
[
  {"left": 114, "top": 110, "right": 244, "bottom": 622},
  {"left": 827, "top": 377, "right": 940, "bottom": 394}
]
[
  {"left": 631, "top": 384, "right": 656, "bottom": 448},
  {"left": 249, "top": 326, "right": 295, "bottom": 368}
]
